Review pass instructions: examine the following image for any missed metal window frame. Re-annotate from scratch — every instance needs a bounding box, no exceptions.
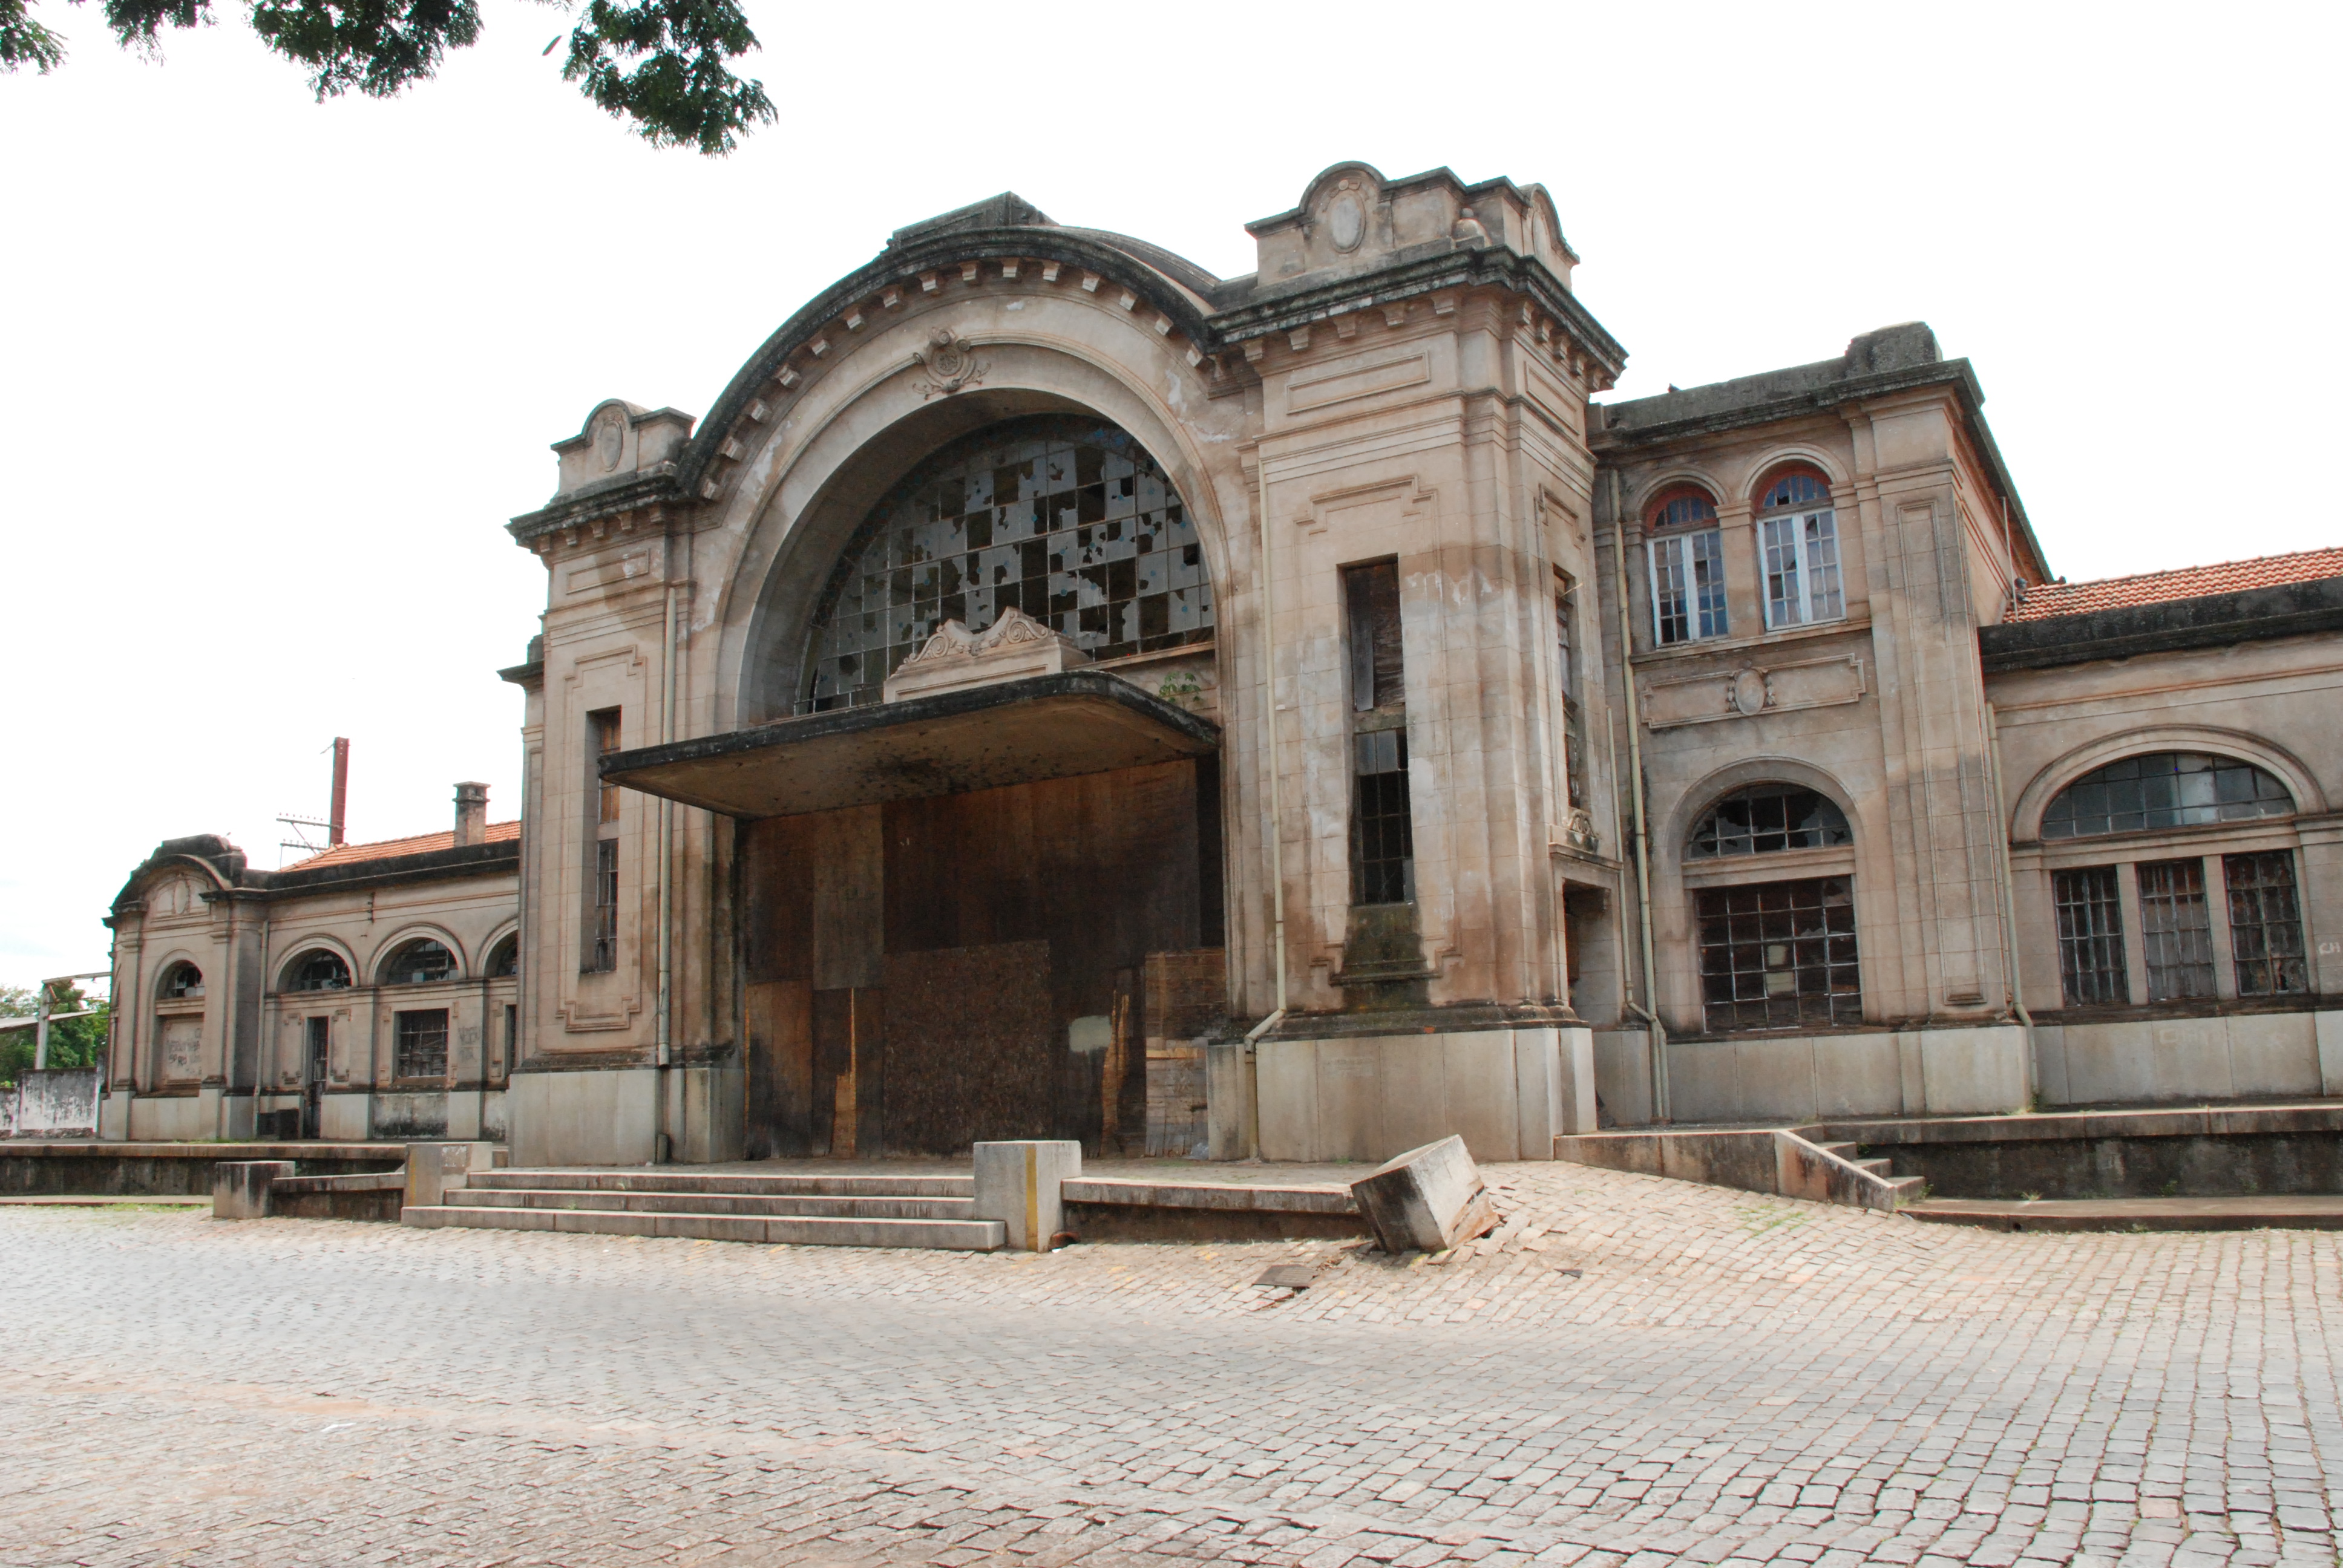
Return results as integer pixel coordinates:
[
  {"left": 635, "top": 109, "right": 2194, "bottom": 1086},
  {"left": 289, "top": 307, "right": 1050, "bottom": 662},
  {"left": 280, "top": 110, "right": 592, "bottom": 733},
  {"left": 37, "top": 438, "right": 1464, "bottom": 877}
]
[{"left": 2052, "top": 864, "right": 2129, "bottom": 1005}]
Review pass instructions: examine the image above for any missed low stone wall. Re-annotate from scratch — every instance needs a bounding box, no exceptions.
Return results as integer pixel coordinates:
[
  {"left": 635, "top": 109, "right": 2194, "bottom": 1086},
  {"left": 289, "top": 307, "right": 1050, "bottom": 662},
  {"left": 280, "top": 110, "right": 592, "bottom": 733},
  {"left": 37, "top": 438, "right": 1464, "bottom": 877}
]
[
  {"left": 1553, "top": 1128, "right": 1912, "bottom": 1212},
  {"left": 1060, "top": 1176, "right": 1369, "bottom": 1242},
  {"left": 1809, "top": 1105, "right": 2343, "bottom": 1200},
  {"left": 0, "top": 1070, "right": 99, "bottom": 1138},
  {"left": 1592, "top": 1025, "right": 2029, "bottom": 1126},
  {"left": 0, "top": 1142, "right": 405, "bottom": 1197}
]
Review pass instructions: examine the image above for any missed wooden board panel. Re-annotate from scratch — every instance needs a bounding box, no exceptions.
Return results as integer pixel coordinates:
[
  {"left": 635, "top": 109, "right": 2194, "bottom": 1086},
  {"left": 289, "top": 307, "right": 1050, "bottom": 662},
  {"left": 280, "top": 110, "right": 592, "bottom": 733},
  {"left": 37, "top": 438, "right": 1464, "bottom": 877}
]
[
  {"left": 880, "top": 941, "right": 1053, "bottom": 1154},
  {"left": 811, "top": 806, "right": 884, "bottom": 991},
  {"left": 742, "top": 979, "right": 811, "bottom": 1158}
]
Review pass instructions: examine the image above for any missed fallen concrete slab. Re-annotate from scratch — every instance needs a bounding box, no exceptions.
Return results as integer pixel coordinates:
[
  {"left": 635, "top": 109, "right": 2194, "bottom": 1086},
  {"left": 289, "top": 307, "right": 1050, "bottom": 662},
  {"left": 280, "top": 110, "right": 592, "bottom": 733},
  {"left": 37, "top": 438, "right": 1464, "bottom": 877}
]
[{"left": 1348, "top": 1135, "right": 1498, "bottom": 1254}]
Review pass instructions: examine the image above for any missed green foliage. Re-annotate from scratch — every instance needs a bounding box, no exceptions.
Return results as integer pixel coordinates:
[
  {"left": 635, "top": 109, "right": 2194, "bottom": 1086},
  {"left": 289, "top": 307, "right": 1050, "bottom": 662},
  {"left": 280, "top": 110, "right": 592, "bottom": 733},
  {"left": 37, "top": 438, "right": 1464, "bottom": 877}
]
[
  {"left": 0, "top": 0, "right": 772, "bottom": 154},
  {"left": 0, "top": 983, "right": 111, "bottom": 1086}
]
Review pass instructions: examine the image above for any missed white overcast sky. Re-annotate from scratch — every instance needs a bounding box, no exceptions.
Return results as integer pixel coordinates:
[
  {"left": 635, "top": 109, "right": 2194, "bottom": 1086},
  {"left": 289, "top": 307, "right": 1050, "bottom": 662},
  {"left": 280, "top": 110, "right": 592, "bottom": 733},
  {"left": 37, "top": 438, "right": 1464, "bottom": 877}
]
[{"left": 2, "top": 1, "right": 2336, "bottom": 984}]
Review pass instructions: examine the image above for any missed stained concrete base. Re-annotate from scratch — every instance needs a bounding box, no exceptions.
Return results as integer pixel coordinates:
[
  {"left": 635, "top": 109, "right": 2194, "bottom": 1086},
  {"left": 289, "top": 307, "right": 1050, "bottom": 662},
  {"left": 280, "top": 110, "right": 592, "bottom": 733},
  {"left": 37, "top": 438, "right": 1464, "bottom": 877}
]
[
  {"left": 505, "top": 1065, "right": 742, "bottom": 1167},
  {"left": 1593, "top": 1024, "right": 2028, "bottom": 1125},
  {"left": 2035, "top": 1010, "right": 2343, "bottom": 1106},
  {"left": 1255, "top": 1026, "right": 1593, "bottom": 1163}
]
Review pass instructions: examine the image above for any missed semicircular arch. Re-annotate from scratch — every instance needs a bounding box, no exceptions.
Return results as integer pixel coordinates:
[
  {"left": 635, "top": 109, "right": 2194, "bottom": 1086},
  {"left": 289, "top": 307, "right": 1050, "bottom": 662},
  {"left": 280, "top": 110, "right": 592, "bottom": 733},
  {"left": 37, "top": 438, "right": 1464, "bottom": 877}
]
[
  {"left": 1732, "top": 445, "right": 1849, "bottom": 506},
  {"left": 1660, "top": 756, "right": 1868, "bottom": 871},
  {"left": 276, "top": 939, "right": 358, "bottom": 993},
  {"left": 713, "top": 315, "right": 1240, "bottom": 729},
  {"left": 370, "top": 926, "right": 468, "bottom": 986},
  {"left": 2011, "top": 727, "right": 2326, "bottom": 841}
]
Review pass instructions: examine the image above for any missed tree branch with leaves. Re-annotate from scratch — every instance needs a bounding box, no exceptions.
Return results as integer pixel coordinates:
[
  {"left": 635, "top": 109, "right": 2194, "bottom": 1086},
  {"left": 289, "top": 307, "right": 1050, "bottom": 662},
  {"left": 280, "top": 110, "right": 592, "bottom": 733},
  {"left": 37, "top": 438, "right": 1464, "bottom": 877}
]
[{"left": 1, "top": 0, "right": 775, "bottom": 154}]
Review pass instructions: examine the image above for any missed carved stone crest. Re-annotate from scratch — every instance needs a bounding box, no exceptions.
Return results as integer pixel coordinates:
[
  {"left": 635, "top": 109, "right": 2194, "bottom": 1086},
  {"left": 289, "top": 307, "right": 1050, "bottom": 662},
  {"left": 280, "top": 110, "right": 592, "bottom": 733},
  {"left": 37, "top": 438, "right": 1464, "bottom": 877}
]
[
  {"left": 913, "top": 327, "right": 986, "bottom": 399},
  {"left": 1730, "top": 668, "right": 1770, "bottom": 717},
  {"left": 592, "top": 409, "right": 625, "bottom": 471},
  {"left": 1328, "top": 178, "right": 1366, "bottom": 252}
]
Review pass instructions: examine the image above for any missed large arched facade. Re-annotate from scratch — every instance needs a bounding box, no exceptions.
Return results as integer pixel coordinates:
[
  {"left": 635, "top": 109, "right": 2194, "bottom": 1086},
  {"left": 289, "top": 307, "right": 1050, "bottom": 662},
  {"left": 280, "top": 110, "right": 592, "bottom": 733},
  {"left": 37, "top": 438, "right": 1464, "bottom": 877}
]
[{"left": 502, "top": 170, "right": 1628, "bottom": 1166}]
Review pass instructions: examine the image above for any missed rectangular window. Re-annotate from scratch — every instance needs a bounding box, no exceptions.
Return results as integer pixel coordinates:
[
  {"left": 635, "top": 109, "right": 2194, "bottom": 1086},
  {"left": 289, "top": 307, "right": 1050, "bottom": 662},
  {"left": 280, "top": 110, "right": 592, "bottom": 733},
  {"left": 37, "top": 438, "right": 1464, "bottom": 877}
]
[
  {"left": 1555, "top": 579, "right": 1587, "bottom": 810},
  {"left": 1344, "top": 561, "right": 1415, "bottom": 906},
  {"left": 1696, "top": 877, "right": 1861, "bottom": 1033},
  {"left": 1351, "top": 728, "right": 1415, "bottom": 905},
  {"left": 1761, "top": 504, "right": 1846, "bottom": 618},
  {"left": 2053, "top": 866, "right": 2128, "bottom": 1005},
  {"left": 2224, "top": 851, "right": 2308, "bottom": 996},
  {"left": 586, "top": 708, "right": 621, "bottom": 974},
  {"left": 1649, "top": 530, "right": 1727, "bottom": 645},
  {"left": 2137, "top": 859, "right": 2215, "bottom": 1001},
  {"left": 395, "top": 1008, "right": 449, "bottom": 1080},
  {"left": 1760, "top": 509, "right": 1844, "bottom": 628}
]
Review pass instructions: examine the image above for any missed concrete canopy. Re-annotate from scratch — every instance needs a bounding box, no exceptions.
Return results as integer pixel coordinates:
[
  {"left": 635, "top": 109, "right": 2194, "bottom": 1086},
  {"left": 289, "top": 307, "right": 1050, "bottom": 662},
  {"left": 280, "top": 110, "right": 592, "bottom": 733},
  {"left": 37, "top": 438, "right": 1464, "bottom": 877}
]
[{"left": 600, "top": 671, "right": 1220, "bottom": 820}]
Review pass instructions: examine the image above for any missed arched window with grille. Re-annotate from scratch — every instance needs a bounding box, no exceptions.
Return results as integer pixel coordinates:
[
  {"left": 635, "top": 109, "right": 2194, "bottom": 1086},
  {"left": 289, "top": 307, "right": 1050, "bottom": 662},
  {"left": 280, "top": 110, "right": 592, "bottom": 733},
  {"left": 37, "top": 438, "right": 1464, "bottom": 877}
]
[
  {"left": 1754, "top": 464, "right": 1841, "bottom": 629},
  {"left": 1643, "top": 484, "right": 1726, "bottom": 646},
  {"left": 379, "top": 938, "right": 456, "bottom": 987},
  {"left": 1684, "top": 783, "right": 1861, "bottom": 1032},
  {"left": 2039, "top": 753, "right": 2306, "bottom": 1005},
  {"left": 283, "top": 949, "right": 351, "bottom": 992}
]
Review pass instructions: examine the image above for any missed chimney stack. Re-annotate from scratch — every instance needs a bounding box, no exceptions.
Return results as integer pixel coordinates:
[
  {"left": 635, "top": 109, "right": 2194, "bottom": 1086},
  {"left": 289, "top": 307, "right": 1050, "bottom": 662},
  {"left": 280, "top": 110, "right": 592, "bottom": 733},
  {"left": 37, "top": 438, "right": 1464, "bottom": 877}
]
[{"left": 453, "top": 782, "right": 489, "bottom": 848}]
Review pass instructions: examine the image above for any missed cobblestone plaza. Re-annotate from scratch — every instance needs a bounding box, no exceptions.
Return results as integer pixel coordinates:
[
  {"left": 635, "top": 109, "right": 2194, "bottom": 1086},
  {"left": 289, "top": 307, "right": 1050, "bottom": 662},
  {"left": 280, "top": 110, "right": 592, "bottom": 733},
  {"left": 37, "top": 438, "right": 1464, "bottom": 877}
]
[{"left": 3, "top": 1163, "right": 2337, "bottom": 1567}]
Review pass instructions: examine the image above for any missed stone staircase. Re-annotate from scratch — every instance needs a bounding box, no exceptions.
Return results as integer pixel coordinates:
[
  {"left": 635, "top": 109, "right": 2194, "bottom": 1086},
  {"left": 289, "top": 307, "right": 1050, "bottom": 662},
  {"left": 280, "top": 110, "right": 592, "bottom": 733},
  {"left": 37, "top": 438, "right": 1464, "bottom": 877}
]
[
  {"left": 402, "top": 1169, "right": 1006, "bottom": 1250},
  {"left": 1811, "top": 1141, "right": 1928, "bottom": 1203}
]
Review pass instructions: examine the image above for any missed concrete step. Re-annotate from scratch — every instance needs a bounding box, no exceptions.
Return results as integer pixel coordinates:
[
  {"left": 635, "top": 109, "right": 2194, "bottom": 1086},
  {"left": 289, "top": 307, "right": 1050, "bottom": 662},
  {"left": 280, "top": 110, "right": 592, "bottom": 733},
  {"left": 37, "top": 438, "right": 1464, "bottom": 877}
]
[
  {"left": 443, "top": 1187, "right": 975, "bottom": 1220},
  {"left": 1814, "top": 1142, "right": 1862, "bottom": 1160},
  {"left": 1882, "top": 1174, "right": 1928, "bottom": 1201},
  {"left": 464, "top": 1170, "right": 971, "bottom": 1198},
  {"left": 404, "top": 1203, "right": 1005, "bottom": 1250},
  {"left": 1851, "top": 1157, "right": 1896, "bottom": 1178},
  {"left": 1906, "top": 1194, "right": 2343, "bottom": 1233}
]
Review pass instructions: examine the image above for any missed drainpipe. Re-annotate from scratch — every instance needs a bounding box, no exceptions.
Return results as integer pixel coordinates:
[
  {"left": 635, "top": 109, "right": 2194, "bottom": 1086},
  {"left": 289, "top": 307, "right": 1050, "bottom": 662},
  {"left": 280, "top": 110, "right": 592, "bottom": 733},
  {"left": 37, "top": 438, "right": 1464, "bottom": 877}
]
[
  {"left": 1244, "top": 446, "right": 1288, "bottom": 1154},
  {"left": 1986, "top": 702, "right": 2036, "bottom": 1105},
  {"left": 1608, "top": 495, "right": 1668, "bottom": 1123},
  {"left": 653, "top": 532, "right": 681, "bottom": 1162}
]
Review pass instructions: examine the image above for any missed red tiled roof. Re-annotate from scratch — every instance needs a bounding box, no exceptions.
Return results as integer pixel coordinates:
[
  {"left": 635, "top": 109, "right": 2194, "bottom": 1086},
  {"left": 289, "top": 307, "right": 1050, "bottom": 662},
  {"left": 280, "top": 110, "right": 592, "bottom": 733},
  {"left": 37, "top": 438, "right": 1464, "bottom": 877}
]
[
  {"left": 2007, "top": 546, "right": 2343, "bottom": 623},
  {"left": 283, "top": 820, "right": 519, "bottom": 871}
]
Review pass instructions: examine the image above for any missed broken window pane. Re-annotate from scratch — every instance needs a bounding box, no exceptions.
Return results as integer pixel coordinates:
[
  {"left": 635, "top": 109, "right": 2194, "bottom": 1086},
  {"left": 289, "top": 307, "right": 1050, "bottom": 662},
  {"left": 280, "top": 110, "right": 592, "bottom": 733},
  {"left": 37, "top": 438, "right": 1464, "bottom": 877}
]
[
  {"left": 2225, "top": 850, "right": 2307, "bottom": 996},
  {"left": 286, "top": 950, "right": 352, "bottom": 992},
  {"left": 2054, "top": 865, "right": 2128, "bottom": 1005},
  {"left": 1696, "top": 877, "right": 1861, "bottom": 1033},
  {"left": 2136, "top": 859, "right": 2213, "bottom": 1001},
  {"left": 1351, "top": 727, "right": 1415, "bottom": 906},
  {"left": 395, "top": 1008, "right": 449, "bottom": 1080},
  {"left": 2042, "top": 753, "right": 2293, "bottom": 839},
  {"left": 1688, "top": 785, "right": 1852, "bottom": 858},
  {"left": 382, "top": 939, "right": 455, "bottom": 986},
  {"left": 1343, "top": 560, "right": 1404, "bottom": 713},
  {"left": 802, "top": 417, "right": 1209, "bottom": 711}
]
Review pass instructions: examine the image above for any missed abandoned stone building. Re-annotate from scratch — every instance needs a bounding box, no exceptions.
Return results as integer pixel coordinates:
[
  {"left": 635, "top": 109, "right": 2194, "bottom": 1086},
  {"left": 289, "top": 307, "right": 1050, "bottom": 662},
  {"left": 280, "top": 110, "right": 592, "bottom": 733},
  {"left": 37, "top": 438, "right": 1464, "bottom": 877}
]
[
  {"left": 100, "top": 786, "right": 519, "bottom": 1142},
  {"left": 95, "top": 162, "right": 2343, "bottom": 1165}
]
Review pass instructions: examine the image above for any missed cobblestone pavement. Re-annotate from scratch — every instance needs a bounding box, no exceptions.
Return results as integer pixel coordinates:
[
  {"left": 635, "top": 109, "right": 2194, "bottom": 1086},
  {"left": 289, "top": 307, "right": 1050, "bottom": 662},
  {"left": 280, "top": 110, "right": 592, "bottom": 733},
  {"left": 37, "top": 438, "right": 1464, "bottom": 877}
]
[{"left": 2, "top": 1163, "right": 2339, "bottom": 1568}]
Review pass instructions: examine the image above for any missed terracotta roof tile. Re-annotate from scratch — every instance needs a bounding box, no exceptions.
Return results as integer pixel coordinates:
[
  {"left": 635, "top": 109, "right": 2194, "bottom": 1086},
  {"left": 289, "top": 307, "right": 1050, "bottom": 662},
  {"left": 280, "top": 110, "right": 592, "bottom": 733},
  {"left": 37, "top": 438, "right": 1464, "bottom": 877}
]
[
  {"left": 2007, "top": 546, "right": 2343, "bottom": 623},
  {"left": 283, "top": 820, "right": 519, "bottom": 871}
]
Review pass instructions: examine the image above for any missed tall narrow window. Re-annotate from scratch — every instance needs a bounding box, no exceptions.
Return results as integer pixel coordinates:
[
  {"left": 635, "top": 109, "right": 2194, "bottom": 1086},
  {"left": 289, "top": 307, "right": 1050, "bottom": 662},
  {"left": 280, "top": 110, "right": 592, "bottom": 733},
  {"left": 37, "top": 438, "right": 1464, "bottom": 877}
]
[
  {"left": 1755, "top": 468, "right": 1842, "bottom": 628},
  {"left": 1646, "top": 488, "right": 1727, "bottom": 646},
  {"left": 1344, "top": 561, "right": 1414, "bottom": 906},
  {"left": 2224, "top": 851, "right": 2307, "bottom": 996},
  {"left": 1555, "top": 577, "right": 1587, "bottom": 810},
  {"left": 1696, "top": 877, "right": 1861, "bottom": 1031},
  {"left": 2053, "top": 866, "right": 2128, "bottom": 1005},
  {"left": 2137, "top": 860, "right": 2215, "bottom": 1001},
  {"left": 587, "top": 708, "right": 621, "bottom": 973}
]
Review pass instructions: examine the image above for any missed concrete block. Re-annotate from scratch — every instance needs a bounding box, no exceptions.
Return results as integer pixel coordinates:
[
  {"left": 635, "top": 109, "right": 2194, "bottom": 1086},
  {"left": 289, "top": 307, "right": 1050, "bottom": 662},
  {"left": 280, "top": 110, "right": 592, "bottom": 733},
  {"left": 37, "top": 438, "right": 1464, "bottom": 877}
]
[
  {"left": 1591, "top": 1030, "right": 1653, "bottom": 1127},
  {"left": 1348, "top": 1135, "right": 1496, "bottom": 1254},
  {"left": 2225, "top": 1011, "right": 2319, "bottom": 1099},
  {"left": 2319, "top": 1011, "right": 2343, "bottom": 1097},
  {"left": 1438, "top": 1031, "right": 1512, "bottom": 1159},
  {"left": 1809, "top": 1033, "right": 1900, "bottom": 1118},
  {"left": 213, "top": 1160, "right": 293, "bottom": 1220},
  {"left": 1205, "top": 1039, "right": 1256, "bottom": 1160},
  {"left": 1917, "top": 1025, "right": 2030, "bottom": 1114},
  {"left": 972, "top": 1140, "right": 1081, "bottom": 1252},
  {"left": 1253, "top": 1038, "right": 1317, "bottom": 1161},
  {"left": 402, "top": 1142, "right": 483, "bottom": 1212}
]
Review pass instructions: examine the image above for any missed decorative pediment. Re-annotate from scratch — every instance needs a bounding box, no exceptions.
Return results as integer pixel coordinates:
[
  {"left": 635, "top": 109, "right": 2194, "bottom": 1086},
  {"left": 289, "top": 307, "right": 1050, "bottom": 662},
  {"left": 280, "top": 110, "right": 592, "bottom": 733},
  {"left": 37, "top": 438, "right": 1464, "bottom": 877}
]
[{"left": 883, "top": 607, "right": 1089, "bottom": 703}]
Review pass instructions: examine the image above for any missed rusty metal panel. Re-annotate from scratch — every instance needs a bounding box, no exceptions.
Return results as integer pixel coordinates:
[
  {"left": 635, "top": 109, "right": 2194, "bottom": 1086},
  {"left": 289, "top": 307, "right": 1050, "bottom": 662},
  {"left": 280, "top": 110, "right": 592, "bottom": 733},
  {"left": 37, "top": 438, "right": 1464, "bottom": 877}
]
[
  {"left": 743, "top": 979, "right": 811, "bottom": 1158},
  {"left": 880, "top": 941, "right": 1052, "bottom": 1154}
]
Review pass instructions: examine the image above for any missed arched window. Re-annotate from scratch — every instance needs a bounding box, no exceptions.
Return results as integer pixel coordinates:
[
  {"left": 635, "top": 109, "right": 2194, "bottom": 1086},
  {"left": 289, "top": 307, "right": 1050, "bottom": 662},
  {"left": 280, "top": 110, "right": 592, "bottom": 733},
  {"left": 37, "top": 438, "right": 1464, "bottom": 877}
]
[
  {"left": 284, "top": 949, "right": 351, "bottom": 992},
  {"left": 1643, "top": 485, "right": 1726, "bottom": 646},
  {"left": 1757, "top": 468, "right": 1830, "bottom": 511},
  {"left": 1688, "top": 784, "right": 1852, "bottom": 859},
  {"left": 2042, "top": 753, "right": 2293, "bottom": 840},
  {"left": 1753, "top": 465, "right": 1841, "bottom": 629},
  {"left": 802, "top": 414, "right": 1210, "bottom": 711},
  {"left": 380, "top": 938, "right": 456, "bottom": 986},
  {"left": 159, "top": 962, "right": 204, "bottom": 1000},
  {"left": 486, "top": 935, "right": 519, "bottom": 979}
]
